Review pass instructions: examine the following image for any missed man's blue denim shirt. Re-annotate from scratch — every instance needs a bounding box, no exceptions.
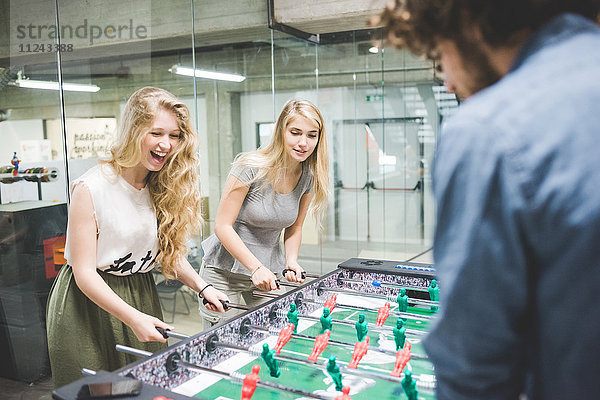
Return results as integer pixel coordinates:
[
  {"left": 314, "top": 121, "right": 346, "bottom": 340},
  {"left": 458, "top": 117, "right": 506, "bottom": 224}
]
[{"left": 424, "top": 13, "right": 600, "bottom": 400}]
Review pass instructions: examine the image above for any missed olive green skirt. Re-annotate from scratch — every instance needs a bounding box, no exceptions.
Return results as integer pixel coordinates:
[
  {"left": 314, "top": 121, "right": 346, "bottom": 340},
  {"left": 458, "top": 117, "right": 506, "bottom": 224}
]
[{"left": 46, "top": 265, "right": 167, "bottom": 388}]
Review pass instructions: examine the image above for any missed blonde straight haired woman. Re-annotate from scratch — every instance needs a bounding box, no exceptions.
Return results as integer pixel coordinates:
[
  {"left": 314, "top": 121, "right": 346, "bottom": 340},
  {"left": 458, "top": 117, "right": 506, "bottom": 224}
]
[
  {"left": 199, "top": 99, "right": 329, "bottom": 326},
  {"left": 47, "top": 87, "right": 229, "bottom": 388}
]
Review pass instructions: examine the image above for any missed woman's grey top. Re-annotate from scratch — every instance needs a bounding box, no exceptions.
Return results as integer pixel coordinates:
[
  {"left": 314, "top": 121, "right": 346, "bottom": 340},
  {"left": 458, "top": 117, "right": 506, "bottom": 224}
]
[{"left": 202, "top": 163, "right": 313, "bottom": 276}]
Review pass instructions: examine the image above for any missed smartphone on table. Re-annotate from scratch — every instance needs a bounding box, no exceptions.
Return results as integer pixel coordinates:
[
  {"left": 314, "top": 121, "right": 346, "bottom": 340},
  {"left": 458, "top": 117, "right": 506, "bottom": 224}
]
[{"left": 76, "top": 379, "right": 142, "bottom": 399}]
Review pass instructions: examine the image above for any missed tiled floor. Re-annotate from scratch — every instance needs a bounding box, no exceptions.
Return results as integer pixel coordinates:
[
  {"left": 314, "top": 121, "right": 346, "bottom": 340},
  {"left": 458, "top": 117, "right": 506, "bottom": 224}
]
[
  {"left": 0, "top": 245, "right": 432, "bottom": 398},
  {"left": 0, "top": 376, "right": 53, "bottom": 400}
]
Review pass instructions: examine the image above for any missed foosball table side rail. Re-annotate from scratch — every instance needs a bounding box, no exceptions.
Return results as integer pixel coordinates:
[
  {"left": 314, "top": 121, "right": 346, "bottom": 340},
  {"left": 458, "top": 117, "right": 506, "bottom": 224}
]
[
  {"left": 113, "top": 258, "right": 437, "bottom": 392},
  {"left": 115, "top": 270, "right": 341, "bottom": 390}
]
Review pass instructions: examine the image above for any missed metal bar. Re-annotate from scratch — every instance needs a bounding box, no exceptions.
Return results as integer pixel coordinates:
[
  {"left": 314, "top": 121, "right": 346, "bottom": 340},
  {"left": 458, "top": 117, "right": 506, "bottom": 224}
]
[
  {"left": 294, "top": 310, "right": 424, "bottom": 337},
  {"left": 320, "top": 284, "right": 438, "bottom": 307},
  {"left": 250, "top": 324, "right": 427, "bottom": 360},
  {"left": 267, "top": 0, "right": 319, "bottom": 44},
  {"left": 81, "top": 368, "right": 97, "bottom": 376},
  {"left": 115, "top": 343, "right": 328, "bottom": 399},
  {"left": 177, "top": 356, "right": 329, "bottom": 399},
  {"left": 216, "top": 341, "right": 408, "bottom": 385},
  {"left": 251, "top": 291, "right": 280, "bottom": 300},
  {"left": 299, "top": 296, "right": 433, "bottom": 323},
  {"left": 115, "top": 345, "right": 153, "bottom": 358}
]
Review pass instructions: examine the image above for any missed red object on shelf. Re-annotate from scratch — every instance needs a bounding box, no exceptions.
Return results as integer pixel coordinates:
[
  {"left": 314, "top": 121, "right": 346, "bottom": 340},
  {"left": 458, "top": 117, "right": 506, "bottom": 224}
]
[{"left": 43, "top": 235, "right": 66, "bottom": 279}]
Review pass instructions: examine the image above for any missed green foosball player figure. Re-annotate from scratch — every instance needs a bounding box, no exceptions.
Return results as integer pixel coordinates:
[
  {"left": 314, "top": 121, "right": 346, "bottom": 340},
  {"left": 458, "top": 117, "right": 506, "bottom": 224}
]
[
  {"left": 396, "top": 288, "right": 409, "bottom": 321},
  {"left": 320, "top": 307, "right": 333, "bottom": 333},
  {"left": 287, "top": 303, "right": 299, "bottom": 333},
  {"left": 326, "top": 355, "right": 343, "bottom": 391},
  {"left": 393, "top": 317, "right": 406, "bottom": 351},
  {"left": 355, "top": 313, "right": 368, "bottom": 342},
  {"left": 401, "top": 369, "right": 418, "bottom": 400},
  {"left": 261, "top": 343, "right": 281, "bottom": 378},
  {"left": 428, "top": 279, "right": 439, "bottom": 311}
]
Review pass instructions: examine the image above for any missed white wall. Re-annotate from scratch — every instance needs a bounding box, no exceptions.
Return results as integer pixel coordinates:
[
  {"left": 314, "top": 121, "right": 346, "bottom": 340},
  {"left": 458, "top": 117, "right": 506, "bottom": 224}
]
[{"left": 0, "top": 119, "right": 45, "bottom": 163}]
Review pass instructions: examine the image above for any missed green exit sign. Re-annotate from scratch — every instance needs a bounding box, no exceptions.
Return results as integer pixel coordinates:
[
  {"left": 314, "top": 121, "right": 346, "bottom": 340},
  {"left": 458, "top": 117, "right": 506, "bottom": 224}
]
[{"left": 366, "top": 94, "right": 383, "bottom": 102}]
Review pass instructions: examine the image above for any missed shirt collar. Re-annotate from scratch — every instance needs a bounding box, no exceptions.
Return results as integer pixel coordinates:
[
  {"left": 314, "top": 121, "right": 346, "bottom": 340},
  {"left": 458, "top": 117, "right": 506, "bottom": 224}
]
[{"left": 511, "top": 13, "right": 599, "bottom": 72}]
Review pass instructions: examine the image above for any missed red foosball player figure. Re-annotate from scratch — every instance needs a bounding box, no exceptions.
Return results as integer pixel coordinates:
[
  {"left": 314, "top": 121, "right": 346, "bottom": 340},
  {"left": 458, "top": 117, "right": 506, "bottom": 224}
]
[
  {"left": 324, "top": 294, "right": 337, "bottom": 312},
  {"left": 275, "top": 323, "right": 295, "bottom": 354},
  {"left": 347, "top": 336, "right": 370, "bottom": 368},
  {"left": 376, "top": 302, "right": 391, "bottom": 326},
  {"left": 390, "top": 341, "right": 412, "bottom": 377},
  {"left": 334, "top": 386, "right": 352, "bottom": 400},
  {"left": 308, "top": 330, "right": 331, "bottom": 361},
  {"left": 241, "top": 364, "right": 261, "bottom": 400}
]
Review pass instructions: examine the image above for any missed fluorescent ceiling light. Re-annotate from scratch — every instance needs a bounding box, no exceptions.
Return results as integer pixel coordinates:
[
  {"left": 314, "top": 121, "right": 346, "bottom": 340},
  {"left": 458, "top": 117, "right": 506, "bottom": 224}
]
[
  {"left": 12, "top": 76, "right": 100, "bottom": 92},
  {"left": 169, "top": 65, "right": 245, "bottom": 82}
]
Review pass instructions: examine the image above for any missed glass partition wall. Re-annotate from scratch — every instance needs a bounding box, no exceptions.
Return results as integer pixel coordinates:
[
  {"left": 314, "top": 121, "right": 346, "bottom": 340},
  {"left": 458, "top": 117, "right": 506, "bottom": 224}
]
[{"left": 0, "top": 0, "right": 454, "bottom": 381}]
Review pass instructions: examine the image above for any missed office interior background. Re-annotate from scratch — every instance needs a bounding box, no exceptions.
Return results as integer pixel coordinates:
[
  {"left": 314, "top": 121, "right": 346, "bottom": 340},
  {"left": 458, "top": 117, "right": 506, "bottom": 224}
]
[{"left": 0, "top": 0, "right": 457, "bottom": 389}]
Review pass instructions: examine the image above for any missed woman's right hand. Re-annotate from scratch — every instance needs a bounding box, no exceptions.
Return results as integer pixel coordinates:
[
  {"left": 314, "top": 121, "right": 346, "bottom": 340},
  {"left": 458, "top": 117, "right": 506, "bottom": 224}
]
[
  {"left": 251, "top": 266, "right": 278, "bottom": 291},
  {"left": 128, "top": 311, "right": 172, "bottom": 343}
]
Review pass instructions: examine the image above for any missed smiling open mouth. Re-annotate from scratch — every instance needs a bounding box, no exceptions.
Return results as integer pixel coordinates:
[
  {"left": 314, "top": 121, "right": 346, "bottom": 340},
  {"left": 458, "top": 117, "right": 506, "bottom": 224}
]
[{"left": 151, "top": 150, "right": 167, "bottom": 163}]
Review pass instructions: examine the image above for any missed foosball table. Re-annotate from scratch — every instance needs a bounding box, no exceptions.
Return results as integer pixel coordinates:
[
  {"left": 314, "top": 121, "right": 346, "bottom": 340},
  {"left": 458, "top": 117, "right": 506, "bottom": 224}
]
[{"left": 53, "top": 258, "right": 439, "bottom": 400}]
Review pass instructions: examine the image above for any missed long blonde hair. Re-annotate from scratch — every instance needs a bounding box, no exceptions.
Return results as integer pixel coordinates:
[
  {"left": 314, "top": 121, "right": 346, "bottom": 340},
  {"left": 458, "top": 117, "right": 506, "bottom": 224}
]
[
  {"left": 233, "top": 99, "right": 329, "bottom": 227},
  {"left": 105, "top": 87, "right": 201, "bottom": 279}
]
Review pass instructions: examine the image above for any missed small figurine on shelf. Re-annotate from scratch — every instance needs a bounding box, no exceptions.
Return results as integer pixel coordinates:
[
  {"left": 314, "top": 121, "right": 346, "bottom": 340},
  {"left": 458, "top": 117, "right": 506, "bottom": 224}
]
[{"left": 11, "top": 152, "right": 20, "bottom": 176}]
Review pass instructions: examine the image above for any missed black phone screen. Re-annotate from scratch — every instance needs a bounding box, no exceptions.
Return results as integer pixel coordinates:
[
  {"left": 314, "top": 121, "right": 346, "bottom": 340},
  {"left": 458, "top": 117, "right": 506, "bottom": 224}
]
[{"left": 76, "top": 380, "right": 142, "bottom": 399}]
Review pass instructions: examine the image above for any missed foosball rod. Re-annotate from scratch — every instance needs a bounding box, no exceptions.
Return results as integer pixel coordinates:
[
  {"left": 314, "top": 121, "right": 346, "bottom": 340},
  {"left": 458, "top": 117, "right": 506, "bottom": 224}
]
[
  {"left": 207, "top": 336, "right": 410, "bottom": 385},
  {"left": 247, "top": 292, "right": 425, "bottom": 337},
  {"left": 272, "top": 307, "right": 426, "bottom": 337},
  {"left": 299, "top": 295, "right": 434, "bottom": 323},
  {"left": 115, "top": 344, "right": 331, "bottom": 400},
  {"left": 248, "top": 323, "right": 428, "bottom": 360},
  {"left": 273, "top": 281, "right": 438, "bottom": 308},
  {"left": 156, "top": 329, "right": 431, "bottom": 387},
  {"left": 314, "top": 284, "right": 439, "bottom": 308}
]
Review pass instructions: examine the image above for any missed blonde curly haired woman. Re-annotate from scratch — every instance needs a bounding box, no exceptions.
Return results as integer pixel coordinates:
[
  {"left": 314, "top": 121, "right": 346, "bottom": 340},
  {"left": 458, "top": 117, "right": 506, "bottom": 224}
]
[
  {"left": 46, "top": 87, "right": 229, "bottom": 388},
  {"left": 199, "top": 99, "right": 329, "bottom": 326}
]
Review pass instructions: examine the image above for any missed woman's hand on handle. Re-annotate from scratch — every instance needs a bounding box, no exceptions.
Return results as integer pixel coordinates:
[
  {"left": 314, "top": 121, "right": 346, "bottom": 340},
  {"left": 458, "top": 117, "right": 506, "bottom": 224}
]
[
  {"left": 251, "top": 266, "right": 278, "bottom": 291},
  {"left": 127, "top": 311, "right": 172, "bottom": 343},
  {"left": 201, "top": 286, "right": 230, "bottom": 312},
  {"left": 283, "top": 261, "right": 306, "bottom": 283}
]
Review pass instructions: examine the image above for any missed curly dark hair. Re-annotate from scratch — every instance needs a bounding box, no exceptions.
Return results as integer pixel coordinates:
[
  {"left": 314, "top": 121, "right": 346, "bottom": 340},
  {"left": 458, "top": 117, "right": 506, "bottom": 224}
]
[{"left": 374, "top": 0, "right": 600, "bottom": 56}]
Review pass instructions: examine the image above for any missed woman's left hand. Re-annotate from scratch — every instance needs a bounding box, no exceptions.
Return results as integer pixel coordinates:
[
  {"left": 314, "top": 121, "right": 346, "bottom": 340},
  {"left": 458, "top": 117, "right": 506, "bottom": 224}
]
[
  {"left": 201, "top": 286, "right": 230, "bottom": 313},
  {"left": 283, "top": 261, "right": 306, "bottom": 283}
]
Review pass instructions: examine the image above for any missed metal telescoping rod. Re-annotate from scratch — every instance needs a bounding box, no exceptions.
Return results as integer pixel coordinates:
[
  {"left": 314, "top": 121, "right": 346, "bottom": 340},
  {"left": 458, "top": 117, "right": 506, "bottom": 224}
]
[
  {"left": 176, "top": 358, "right": 331, "bottom": 400},
  {"left": 249, "top": 324, "right": 428, "bottom": 360},
  {"left": 116, "top": 345, "right": 153, "bottom": 358},
  {"left": 215, "top": 339, "right": 408, "bottom": 385},
  {"left": 156, "top": 324, "right": 427, "bottom": 361},
  {"left": 338, "top": 301, "right": 433, "bottom": 322},
  {"left": 302, "top": 295, "right": 434, "bottom": 323},
  {"left": 277, "top": 281, "right": 301, "bottom": 288},
  {"left": 282, "top": 309, "right": 425, "bottom": 337},
  {"left": 250, "top": 291, "right": 426, "bottom": 335},
  {"left": 81, "top": 368, "right": 97, "bottom": 376},
  {"left": 200, "top": 297, "right": 254, "bottom": 311},
  {"left": 251, "top": 291, "right": 280, "bottom": 300},
  {"left": 317, "top": 285, "right": 439, "bottom": 307},
  {"left": 115, "top": 344, "right": 331, "bottom": 400}
]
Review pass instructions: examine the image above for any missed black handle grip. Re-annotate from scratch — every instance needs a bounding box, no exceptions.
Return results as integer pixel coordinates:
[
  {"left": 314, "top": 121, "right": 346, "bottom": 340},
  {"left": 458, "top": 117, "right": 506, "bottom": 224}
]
[
  {"left": 202, "top": 298, "right": 231, "bottom": 310},
  {"left": 156, "top": 326, "right": 169, "bottom": 339},
  {"left": 282, "top": 268, "right": 306, "bottom": 280},
  {"left": 275, "top": 279, "right": 281, "bottom": 289}
]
